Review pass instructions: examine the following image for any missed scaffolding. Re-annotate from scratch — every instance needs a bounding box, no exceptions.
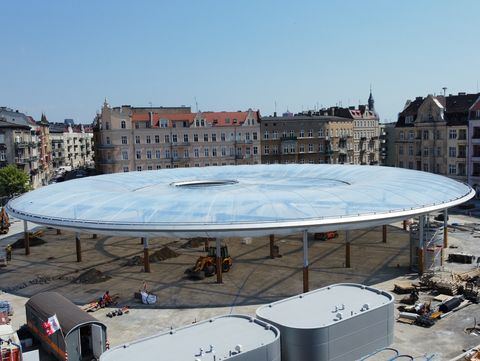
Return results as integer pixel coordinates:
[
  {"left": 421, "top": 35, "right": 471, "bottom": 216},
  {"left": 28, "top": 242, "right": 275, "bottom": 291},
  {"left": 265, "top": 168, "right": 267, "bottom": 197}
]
[{"left": 410, "top": 218, "right": 444, "bottom": 272}]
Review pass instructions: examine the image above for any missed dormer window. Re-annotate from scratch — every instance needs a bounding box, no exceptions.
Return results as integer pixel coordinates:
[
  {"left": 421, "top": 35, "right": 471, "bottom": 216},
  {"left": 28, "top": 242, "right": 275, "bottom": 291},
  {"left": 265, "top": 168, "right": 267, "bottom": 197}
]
[{"left": 405, "top": 115, "right": 414, "bottom": 124}]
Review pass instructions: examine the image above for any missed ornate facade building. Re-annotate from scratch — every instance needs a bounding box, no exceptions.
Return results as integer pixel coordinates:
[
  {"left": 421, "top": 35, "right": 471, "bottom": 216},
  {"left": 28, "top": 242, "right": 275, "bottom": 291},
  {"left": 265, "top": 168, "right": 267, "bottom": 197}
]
[
  {"left": 395, "top": 92, "right": 480, "bottom": 184},
  {"left": 94, "top": 101, "right": 261, "bottom": 173}
]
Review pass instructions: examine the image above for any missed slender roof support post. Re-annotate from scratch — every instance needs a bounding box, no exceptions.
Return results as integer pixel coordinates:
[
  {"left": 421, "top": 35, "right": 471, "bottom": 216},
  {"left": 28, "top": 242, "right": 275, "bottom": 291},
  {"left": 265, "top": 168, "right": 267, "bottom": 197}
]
[
  {"left": 403, "top": 220, "right": 407, "bottom": 231},
  {"left": 382, "top": 225, "right": 387, "bottom": 243},
  {"left": 418, "top": 216, "right": 424, "bottom": 275},
  {"left": 143, "top": 237, "right": 150, "bottom": 273},
  {"left": 443, "top": 209, "right": 448, "bottom": 248},
  {"left": 216, "top": 238, "right": 223, "bottom": 284},
  {"left": 75, "top": 232, "right": 81, "bottom": 262},
  {"left": 345, "top": 230, "right": 351, "bottom": 268},
  {"left": 303, "top": 230, "right": 309, "bottom": 293},
  {"left": 23, "top": 220, "right": 30, "bottom": 255},
  {"left": 269, "top": 234, "right": 275, "bottom": 259}
]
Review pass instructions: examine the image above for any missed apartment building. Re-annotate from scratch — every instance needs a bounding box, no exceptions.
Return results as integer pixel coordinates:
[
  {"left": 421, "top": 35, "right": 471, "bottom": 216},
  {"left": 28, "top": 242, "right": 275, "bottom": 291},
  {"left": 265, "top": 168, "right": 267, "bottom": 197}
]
[
  {"left": 260, "top": 112, "right": 354, "bottom": 165},
  {"left": 0, "top": 107, "right": 50, "bottom": 188},
  {"left": 94, "top": 101, "right": 261, "bottom": 173},
  {"left": 50, "top": 122, "right": 94, "bottom": 170},
  {"left": 395, "top": 92, "right": 479, "bottom": 183},
  {"left": 379, "top": 123, "right": 396, "bottom": 166},
  {"left": 467, "top": 96, "right": 480, "bottom": 192}
]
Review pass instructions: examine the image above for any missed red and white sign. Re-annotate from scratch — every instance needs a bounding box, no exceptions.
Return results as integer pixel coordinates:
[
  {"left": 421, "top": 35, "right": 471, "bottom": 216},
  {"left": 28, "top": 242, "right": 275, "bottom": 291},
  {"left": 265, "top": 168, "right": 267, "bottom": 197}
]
[{"left": 42, "top": 314, "right": 61, "bottom": 336}]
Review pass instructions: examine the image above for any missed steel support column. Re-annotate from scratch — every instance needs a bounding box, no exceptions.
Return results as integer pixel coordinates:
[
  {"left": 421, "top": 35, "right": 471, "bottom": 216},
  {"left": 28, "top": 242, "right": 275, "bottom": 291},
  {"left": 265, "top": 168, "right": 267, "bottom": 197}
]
[
  {"left": 303, "top": 230, "right": 309, "bottom": 293},
  {"left": 418, "top": 216, "right": 424, "bottom": 275},
  {"left": 216, "top": 238, "right": 222, "bottom": 284},
  {"left": 443, "top": 209, "right": 448, "bottom": 248},
  {"left": 345, "top": 231, "right": 351, "bottom": 268},
  {"left": 143, "top": 237, "right": 150, "bottom": 273},
  {"left": 382, "top": 225, "right": 387, "bottom": 243},
  {"left": 23, "top": 221, "right": 30, "bottom": 255},
  {"left": 403, "top": 220, "right": 407, "bottom": 231},
  {"left": 75, "top": 232, "right": 82, "bottom": 262},
  {"left": 269, "top": 234, "right": 275, "bottom": 259}
]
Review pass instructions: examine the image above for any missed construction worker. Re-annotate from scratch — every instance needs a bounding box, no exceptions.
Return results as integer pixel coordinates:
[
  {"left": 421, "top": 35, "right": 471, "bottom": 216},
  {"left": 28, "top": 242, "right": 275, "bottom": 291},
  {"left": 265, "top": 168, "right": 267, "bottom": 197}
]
[{"left": 5, "top": 244, "right": 12, "bottom": 261}]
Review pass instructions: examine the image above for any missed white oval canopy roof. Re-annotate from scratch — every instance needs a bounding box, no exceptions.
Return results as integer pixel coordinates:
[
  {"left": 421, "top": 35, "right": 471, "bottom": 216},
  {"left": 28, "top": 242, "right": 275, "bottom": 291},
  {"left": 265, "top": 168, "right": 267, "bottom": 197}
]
[{"left": 7, "top": 164, "right": 474, "bottom": 237}]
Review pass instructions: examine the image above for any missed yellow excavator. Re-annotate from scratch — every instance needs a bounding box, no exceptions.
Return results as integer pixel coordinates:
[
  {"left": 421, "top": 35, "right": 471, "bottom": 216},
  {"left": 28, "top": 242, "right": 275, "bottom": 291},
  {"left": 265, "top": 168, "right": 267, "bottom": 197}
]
[{"left": 185, "top": 245, "right": 233, "bottom": 280}]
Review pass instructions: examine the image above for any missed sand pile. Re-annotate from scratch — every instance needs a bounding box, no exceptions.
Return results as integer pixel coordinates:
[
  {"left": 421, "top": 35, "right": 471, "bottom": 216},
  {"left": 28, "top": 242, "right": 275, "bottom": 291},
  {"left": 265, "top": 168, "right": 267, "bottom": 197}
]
[
  {"left": 181, "top": 238, "right": 210, "bottom": 249},
  {"left": 73, "top": 268, "right": 111, "bottom": 284},
  {"left": 149, "top": 246, "right": 179, "bottom": 262}
]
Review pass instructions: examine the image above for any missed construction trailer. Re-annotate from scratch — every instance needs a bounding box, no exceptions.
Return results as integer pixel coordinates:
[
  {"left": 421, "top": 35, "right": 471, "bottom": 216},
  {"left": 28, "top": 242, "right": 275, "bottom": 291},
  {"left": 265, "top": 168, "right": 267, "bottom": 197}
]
[
  {"left": 25, "top": 292, "right": 107, "bottom": 361},
  {"left": 256, "top": 283, "right": 394, "bottom": 361},
  {"left": 100, "top": 314, "right": 280, "bottom": 361}
]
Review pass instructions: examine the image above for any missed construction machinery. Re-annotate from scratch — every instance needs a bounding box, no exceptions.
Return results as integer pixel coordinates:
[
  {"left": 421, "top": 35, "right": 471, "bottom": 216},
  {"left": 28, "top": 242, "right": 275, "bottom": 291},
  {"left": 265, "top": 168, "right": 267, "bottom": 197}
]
[
  {"left": 185, "top": 245, "right": 233, "bottom": 280},
  {"left": 314, "top": 231, "right": 338, "bottom": 241}
]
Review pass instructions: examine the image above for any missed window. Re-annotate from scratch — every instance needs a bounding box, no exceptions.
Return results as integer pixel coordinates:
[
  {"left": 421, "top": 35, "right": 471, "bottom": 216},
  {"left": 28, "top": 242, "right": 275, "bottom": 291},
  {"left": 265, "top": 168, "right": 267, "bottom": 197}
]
[
  {"left": 448, "top": 164, "right": 457, "bottom": 175},
  {"left": 172, "top": 134, "right": 177, "bottom": 143},
  {"left": 264, "top": 145, "right": 270, "bottom": 155},
  {"left": 194, "top": 134, "right": 199, "bottom": 142},
  {"left": 318, "top": 129, "right": 324, "bottom": 137},
  {"left": 135, "top": 136, "right": 140, "bottom": 144},
  {"left": 160, "top": 119, "right": 168, "bottom": 128},
  {"left": 423, "top": 148, "right": 428, "bottom": 156},
  {"left": 221, "top": 133, "right": 226, "bottom": 141},
  {"left": 408, "top": 162, "right": 413, "bottom": 169},
  {"left": 399, "top": 145, "right": 404, "bottom": 155},
  {"left": 289, "top": 130, "right": 295, "bottom": 137},
  {"left": 184, "top": 149, "right": 189, "bottom": 158},
  {"left": 308, "top": 129, "right": 313, "bottom": 137},
  {"left": 308, "top": 144, "right": 313, "bottom": 152},
  {"left": 449, "top": 129, "right": 457, "bottom": 139},
  {"left": 156, "top": 165, "right": 162, "bottom": 169},
  {"left": 155, "top": 150, "right": 161, "bottom": 159},
  {"left": 146, "top": 150, "right": 152, "bottom": 159},
  {"left": 204, "top": 134, "right": 208, "bottom": 142},
  {"left": 423, "top": 130, "right": 429, "bottom": 140},
  {"left": 282, "top": 145, "right": 288, "bottom": 154},
  {"left": 172, "top": 149, "right": 178, "bottom": 159},
  {"left": 121, "top": 120, "right": 126, "bottom": 129},
  {"left": 212, "top": 148, "right": 217, "bottom": 157},
  {"left": 299, "top": 144, "right": 305, "bottom": 153},
  {"left": 122, "top": 151, "right": 128, "bottom": 160},
  {"left": 399, "top": 131, "right": 404, "bottom": 140},
  {"left": 146, "top": 135, "right": 151, "bottom": 144},
  {"left": 245, "top": 132, "right": 250, "bottom": 141},
  {"left": 204, "top": 148, "right": 209, "bottom": 157},
  {"left": 165, "top": 149, "right": 171, "bottom": 158},
  {"left": 299, "top": 129, "right": 305, "bottom": 138},
  {"left": 263, "top": 131, "right": 269, "bottom": 140},
  {"left": 106, "top": 136, "right": 111, "bottom": 145},
  {"left": 155, "top": 135, "right": 160, "bottom": 143},
  {"left": 253, "top": 132, "right": 258, "bottom": 140},
  {"left": 253, "top": 146, "right": 258, "bottom": 155},
  {"left": 165, "top": 135, "right": 170, "bottom": 143},
  {"left": 290, "top": 144, "right": 295, "bottom": 153},
  {"left": 408, "top": 145, "right": 413, "bottom": 156},
  {"left": 136, "top": 150, "right": 141, "bottom": 159},
  {"left": 221, "top": 147, "right": 226, "bottom": 156},
  {"left": 123, "top": 167, "right": 129, "bottom": 172},
  {"left": 408, "top": 130, "right": 414, "bottom": 140},
  {"left": 212, "top": 133, "right": 217, "bottom": 142},
  {"left": 448, "top": 147, "right": 456, "bottom": 157},
  {"left": 105, "top": 122, "right": 110, "bottom": 130},
  {"left": 136, "top": 166, "right": 142, "bottom": 171},
  {"left": 194, "top": 148, "right": 199, "bottom": 157}
]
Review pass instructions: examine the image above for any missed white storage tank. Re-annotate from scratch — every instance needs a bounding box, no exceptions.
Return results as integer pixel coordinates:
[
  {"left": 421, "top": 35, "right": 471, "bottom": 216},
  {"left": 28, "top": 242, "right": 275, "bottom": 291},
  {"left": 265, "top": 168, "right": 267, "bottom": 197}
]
[
  {"left": 99, "top": 314, "right": 280, "bottom": 361},
  {"left": 256, "top": 283, "right": 394, "bottom": 361}
]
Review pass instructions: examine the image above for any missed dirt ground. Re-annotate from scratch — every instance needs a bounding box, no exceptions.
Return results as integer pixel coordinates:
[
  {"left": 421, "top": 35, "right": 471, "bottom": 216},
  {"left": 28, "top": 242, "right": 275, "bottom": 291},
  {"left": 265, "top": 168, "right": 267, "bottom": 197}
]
[{"left": 0, "top": 225, "right": 410, "bottom": 308}]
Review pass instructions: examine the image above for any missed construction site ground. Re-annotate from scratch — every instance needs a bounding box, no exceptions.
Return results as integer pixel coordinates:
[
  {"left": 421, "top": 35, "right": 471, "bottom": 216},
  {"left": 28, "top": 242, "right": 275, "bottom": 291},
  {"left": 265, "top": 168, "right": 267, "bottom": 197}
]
[{"left": 1, "top": 209, "right": 480, "bottom": 360}]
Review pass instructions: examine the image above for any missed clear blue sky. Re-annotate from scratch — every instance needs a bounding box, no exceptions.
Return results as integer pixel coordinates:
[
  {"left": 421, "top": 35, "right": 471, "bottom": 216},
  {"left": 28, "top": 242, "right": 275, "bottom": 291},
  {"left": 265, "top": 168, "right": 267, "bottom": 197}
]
[{"left": 1, "top": 0, "right": 479, "bottom": 124}]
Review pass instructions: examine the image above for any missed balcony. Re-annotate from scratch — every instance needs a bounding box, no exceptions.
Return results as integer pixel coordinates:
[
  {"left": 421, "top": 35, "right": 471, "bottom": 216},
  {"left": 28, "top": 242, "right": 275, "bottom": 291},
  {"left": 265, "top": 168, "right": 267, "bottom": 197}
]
[
  {"left": 15, "top": 157, "right": 27, "bottom": 164},
  {"left": 457, "top": 154, "right": 466, "bottom": 159},
  {"left": 15, "top": 141, "right": 28, "bottom": 148},
  {"left": 280, "top": 135, "right": 297, "bottom": 141}
]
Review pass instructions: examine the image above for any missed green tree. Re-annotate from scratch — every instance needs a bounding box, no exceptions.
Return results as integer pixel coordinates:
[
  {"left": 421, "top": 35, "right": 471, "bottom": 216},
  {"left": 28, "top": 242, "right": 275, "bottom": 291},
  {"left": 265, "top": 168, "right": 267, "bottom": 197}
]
[{"left": 0, "top": 165, "right": 31, "bottom": 199}]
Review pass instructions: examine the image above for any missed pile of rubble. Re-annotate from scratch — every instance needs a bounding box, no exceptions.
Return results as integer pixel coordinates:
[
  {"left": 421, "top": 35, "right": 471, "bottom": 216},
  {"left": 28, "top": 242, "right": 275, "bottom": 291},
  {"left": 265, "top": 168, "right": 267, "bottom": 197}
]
[{"left": 394, "top": 269, "right": 480, "bottom": 328}]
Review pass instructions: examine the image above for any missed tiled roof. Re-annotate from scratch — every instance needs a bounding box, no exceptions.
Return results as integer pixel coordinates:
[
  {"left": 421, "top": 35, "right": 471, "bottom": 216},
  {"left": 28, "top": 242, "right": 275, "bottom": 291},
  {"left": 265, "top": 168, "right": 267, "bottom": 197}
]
[
  {"left": 201, "top": 111, "right": 256, "bottom": 126},
  {"left": 396, "top": 97, "right": 425, "bottom": 127}
]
